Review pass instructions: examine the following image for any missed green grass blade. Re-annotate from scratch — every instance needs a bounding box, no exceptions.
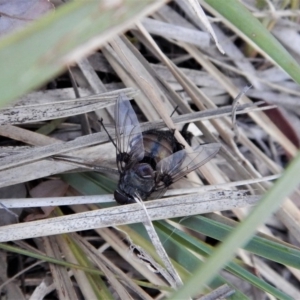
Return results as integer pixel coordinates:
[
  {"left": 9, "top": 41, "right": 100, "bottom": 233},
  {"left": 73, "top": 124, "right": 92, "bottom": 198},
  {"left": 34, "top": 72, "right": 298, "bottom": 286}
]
[
  {"left": 61, "top": 172, "right": 116, "bottom": 196},
  {"left": 173, "top": 215, "right": 300, "bottom": 269}
]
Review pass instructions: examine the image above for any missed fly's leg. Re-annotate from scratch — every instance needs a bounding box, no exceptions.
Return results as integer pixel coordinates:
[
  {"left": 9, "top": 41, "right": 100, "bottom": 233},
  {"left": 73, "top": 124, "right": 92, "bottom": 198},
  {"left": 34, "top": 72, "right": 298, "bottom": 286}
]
[
  {"left": 181, "top": 123, "right": 193, "bottom": 146},
  {"left": 170, "top": 105, "right": 179, "bottom": 117},
  {"left": 169, "top": 105, "right": 192, "bottom": 146},
  {"left": 98, "top": 119, "right": 117, "bottom": 149},
  {"left": 169, "top": 128, "right": 186, "bottom": 151}
]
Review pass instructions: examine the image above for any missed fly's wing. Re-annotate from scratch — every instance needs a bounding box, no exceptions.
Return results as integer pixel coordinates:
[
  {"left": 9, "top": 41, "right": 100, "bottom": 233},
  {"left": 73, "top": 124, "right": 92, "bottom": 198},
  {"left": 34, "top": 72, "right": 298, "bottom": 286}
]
[
  {"left": 155, "top": 143, "right": 221, "bottom": 189},
  {"left": 147, "top": 187, "right": 168, "bottom": 201},
  {"left": 115, "top": 93, "right": 144, "bottom": 171}
]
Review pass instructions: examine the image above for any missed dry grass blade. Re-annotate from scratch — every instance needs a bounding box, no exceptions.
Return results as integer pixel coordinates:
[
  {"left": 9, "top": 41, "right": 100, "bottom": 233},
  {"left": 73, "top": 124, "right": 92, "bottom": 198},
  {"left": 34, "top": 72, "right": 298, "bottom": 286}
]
[
  {"left": 165, "top": 174, "right": 281, "bottom": 196},
  {"left": 74, "top": 233, "right": 153, "bottom": 300},
  {"left": 0, "top": 195, "right": 114, "bottom": 208},
  {"left": 54, "top": 234, "right": 101, "bottom": 299},
  {"left": 141, "top": 17, "right": 210, "bottom": 47},
  {"left": 0, "top": 132, "right": 107, "bottom": 171},
  {"left": 0, "top": 142, "right": 116, "bottom": 188},
  {"left": 182, "top": 0, "right": 224, "bottom": 53},
  {"left": 199, "top": 284, "right": 235, "bottom": 300},
  {"left": 0, "top": 88, "right": 137, "bottom": 125},
  {"left": 137, "top": 198, "right": 183, "bottom": 288},
  {"left": 0, "top": 175, "right": 279, "bottom": 208},
  {"left": 139, "top": 102, "right": 276, "bottom": 131},
  {"left": 0, "top": 191, "right": 259, "bottom": 243},
  {"left": 91, "top": 225, "right": 171, "bottom": 295},
  {"left": 43, "top": 236, "right": 78, "bottom": 300},
  {"left": 72, "top": 233, "right": 134, "bottom": 299}
]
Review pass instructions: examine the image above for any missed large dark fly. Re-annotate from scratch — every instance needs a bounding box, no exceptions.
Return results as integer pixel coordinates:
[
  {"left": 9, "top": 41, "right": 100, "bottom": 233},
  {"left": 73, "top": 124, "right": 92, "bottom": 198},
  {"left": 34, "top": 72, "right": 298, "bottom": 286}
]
[{"left": 112, "top": 93, "right": 221, "bottom": 204}]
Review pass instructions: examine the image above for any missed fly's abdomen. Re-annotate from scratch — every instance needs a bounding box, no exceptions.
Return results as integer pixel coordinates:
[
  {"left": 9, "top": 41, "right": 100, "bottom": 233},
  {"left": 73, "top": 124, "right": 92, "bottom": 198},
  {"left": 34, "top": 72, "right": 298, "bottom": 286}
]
[{"left": 142, "top": 131, "right": 175, "bottom": 165}]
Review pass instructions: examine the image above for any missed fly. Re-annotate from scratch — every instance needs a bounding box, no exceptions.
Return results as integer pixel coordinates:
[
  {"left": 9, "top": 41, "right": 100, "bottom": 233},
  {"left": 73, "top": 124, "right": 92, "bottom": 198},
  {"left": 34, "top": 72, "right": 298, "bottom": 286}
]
[{"left": 109, "top": 93, "right": 221, "bottom": 204}]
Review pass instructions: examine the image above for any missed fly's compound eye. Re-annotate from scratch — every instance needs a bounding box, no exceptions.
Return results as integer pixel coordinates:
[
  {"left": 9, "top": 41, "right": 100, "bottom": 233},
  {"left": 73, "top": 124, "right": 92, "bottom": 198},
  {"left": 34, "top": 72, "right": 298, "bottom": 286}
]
[{"left": 114, "top": 189, "right": 132, "bottom": 205}]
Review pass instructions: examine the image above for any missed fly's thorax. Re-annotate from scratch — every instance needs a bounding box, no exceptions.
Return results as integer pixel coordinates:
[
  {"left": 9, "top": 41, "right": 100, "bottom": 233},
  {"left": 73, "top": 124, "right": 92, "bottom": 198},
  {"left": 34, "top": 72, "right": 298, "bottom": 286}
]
[{"left": 118, "top": 163, "right": 155, "bottom": 201}]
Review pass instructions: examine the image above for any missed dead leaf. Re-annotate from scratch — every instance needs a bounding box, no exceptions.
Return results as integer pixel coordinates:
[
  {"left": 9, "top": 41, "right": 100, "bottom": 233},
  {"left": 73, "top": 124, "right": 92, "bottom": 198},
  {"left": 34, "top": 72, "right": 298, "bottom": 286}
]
[
  {"left": 29, "top": 179, "right": 69, "bottom": 198},
  {"left": 26, "top": 179, "right": 68, "bottom": 221},
  {"left": 0, "top": 183, "right": 26, "bottom": 225}
]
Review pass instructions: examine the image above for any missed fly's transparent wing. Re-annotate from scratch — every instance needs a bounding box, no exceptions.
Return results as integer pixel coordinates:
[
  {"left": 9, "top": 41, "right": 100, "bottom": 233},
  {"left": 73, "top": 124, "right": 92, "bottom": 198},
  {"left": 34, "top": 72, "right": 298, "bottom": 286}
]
[
  {"left": 147, "top": 187, "right": 168, "bottom": 201},
  {"left": 155, "top": 143, "right": 221, "bottom": 188},
  {"left": 115, "top": 93, "right": 144, "bottom": 171}
]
